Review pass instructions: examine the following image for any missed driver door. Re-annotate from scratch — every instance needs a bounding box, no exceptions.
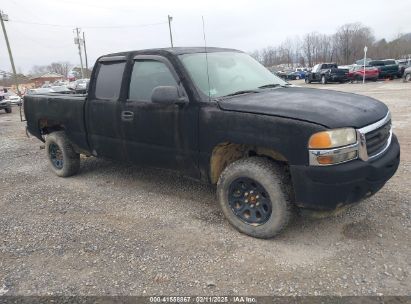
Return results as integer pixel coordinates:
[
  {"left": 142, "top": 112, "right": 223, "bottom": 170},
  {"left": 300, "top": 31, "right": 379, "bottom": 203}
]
[{"left": 120, "top": 55, "right": 200, "bottom": 178}]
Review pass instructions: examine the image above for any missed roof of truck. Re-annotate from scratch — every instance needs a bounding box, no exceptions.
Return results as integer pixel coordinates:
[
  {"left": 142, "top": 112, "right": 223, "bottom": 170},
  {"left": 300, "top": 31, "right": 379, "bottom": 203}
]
[{"left": 101, "top": 47, "right": 242, "bottom": 58}]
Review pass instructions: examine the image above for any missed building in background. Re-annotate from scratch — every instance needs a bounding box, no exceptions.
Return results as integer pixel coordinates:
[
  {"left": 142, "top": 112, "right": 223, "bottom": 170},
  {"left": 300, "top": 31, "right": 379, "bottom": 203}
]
[{"left": 30, "top": 72, "right": 64, "bottom": 87}]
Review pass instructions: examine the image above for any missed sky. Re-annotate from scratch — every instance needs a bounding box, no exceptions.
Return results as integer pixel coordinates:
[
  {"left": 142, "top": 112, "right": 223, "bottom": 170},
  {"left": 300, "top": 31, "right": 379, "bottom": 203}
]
[{"left": 1, "top": 0, "right": 411, "bottom": 74}]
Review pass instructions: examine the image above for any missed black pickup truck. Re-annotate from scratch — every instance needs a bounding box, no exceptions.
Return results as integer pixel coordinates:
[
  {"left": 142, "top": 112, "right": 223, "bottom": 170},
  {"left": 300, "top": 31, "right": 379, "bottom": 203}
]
[
  {"left": 305, "top": 63, "right": 349, "bottom": 84},
  {"left": 368, "top": 60, "right": 399, "bottom": 79},
  {"left": 24, "top": 47, "right": 400, "bottom": 238}
]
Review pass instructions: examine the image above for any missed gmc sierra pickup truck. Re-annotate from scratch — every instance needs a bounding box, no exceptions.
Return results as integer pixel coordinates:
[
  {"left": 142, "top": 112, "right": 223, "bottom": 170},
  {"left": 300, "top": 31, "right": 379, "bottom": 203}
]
[
  {"left": 24, "top": 47, "right": 400, "bottom": 238},
  {"left": 305, "top": 63, "right": 349, "bottom": 84}
]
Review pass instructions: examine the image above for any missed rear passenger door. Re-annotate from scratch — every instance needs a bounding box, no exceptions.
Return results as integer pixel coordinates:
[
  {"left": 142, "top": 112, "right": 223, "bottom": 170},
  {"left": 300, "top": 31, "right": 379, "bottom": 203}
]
[
  {"left": 120, "top": 55, "right": 199, "bottom": 178},
  {"left": 86, "top": 56, "right": 128, "bottom": 160}
]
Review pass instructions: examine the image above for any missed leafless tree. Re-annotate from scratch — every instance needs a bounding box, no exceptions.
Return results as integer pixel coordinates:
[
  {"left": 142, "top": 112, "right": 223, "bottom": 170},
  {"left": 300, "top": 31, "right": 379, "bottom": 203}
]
[
  {"left": 48, "top": 62, "right": 73, "bottom": 77},
  {"left": 333, "top": 23, "right": 374, "bottom": 64}
]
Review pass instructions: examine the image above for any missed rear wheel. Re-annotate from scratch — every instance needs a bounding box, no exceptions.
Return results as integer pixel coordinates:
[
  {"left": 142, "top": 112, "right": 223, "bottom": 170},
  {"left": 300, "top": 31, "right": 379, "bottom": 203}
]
[
  {"left": 45, "top": 131, "right": 80, "bottom": 177},
  {"left": 217, "top": 157, "right": 292, "bottom": 238},
  {"left": 405, "top": 74, "right": 411, "bottom": 82},
  {"left": 321, "top": 75, "right": 327, "bottom": 85},
  {"left": 5, "top": 107, "right": 12, "bottom": 113}
]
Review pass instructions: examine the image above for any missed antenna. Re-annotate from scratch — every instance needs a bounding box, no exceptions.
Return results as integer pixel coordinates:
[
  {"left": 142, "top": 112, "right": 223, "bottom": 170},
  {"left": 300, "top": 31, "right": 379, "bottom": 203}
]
[{"left": 202, "top": 16, "right": 211, "bottom": 101}]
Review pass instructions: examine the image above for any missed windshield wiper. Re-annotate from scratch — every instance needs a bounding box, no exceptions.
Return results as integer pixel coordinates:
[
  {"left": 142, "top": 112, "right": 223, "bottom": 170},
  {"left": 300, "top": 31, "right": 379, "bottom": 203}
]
[
  {"left": 223, "top": 90, "right": 259, "bottom": 97},
  {"left": 258, "top": 83, "right": 288, "bottom": 89}
]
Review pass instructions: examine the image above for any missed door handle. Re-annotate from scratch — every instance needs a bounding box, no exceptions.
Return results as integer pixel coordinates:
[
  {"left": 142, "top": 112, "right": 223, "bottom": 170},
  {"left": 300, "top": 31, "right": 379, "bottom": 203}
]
[{"left": 121, "top": 111, "right": 134, "bottom": 121}]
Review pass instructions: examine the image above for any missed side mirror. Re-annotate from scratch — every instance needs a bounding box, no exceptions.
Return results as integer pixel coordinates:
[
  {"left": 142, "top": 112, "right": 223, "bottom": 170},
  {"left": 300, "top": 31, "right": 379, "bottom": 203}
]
[{"left": 151, "top": 86, "right": 188, "bottom": 105}]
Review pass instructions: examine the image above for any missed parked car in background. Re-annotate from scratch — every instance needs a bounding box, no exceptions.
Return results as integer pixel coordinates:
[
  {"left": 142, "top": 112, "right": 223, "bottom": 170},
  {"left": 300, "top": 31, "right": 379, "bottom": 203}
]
[
  {"left": 355, "top": 58, "right": 372, "bottom": 66},
  {"left": 397, "top": 59, "right": 411, "bottom": 77},
  {"left": 403, "top": 66, "right": 411, "bottom": 82},
  {"left": 26, "top": 87, "right": 74, "bottom": 96},
  {"left": 0, "top": 93, "right": 12, "bottom": 113},
  {"left": 68, "top": 79, "right": 89, "bottom": 93},
  {"left": 26, "top": 88, "right": 55, "bottom": 95},
  {"left": 50, "top": 86, "right": 74, "bottom": 94},
  {"left": 368, "top": 60, "right": 399, "bottom": 79},
  {"left": 5, "top": 95, "right": 22, "bottom": 105},
  {"left": 287, "top": 69, "right": 306, "bottom": 80},
  {"left": 348, "top": 66, "right": 379, "bottom": 82},
  {"left": 305, "top": 63, "right": 349, "bottom": 84},
  {"left": 271, "top": 70, "right": 287, "bottom": 80}
]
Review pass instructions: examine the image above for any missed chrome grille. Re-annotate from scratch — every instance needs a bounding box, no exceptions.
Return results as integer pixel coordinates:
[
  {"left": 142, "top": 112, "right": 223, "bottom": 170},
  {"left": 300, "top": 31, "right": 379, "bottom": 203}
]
[{"left": 365, "top": 120, "right": 391, "bottom": 157}]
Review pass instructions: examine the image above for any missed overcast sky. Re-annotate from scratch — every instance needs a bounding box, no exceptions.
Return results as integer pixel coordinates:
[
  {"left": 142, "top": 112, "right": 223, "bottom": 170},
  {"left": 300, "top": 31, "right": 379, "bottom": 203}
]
[{"left": 1, "top": 0, "right": 410, "bottom": 73}]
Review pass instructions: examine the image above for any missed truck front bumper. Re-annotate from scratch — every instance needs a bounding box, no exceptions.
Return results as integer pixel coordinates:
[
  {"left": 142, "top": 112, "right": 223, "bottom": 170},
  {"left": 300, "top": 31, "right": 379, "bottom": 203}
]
[{"left": 290, "top": 134, "right": 400, "bottom": 211}]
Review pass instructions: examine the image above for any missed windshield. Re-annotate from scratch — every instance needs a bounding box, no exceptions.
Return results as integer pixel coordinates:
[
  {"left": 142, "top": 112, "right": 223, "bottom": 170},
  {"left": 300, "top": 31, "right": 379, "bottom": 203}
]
[{"left": 179, "top": 52, "right": 287, "bottom": 98}]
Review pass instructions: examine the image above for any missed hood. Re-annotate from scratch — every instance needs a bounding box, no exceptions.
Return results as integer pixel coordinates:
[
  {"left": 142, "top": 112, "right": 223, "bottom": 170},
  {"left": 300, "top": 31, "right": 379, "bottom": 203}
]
[{"left": 217, "top": 87, "right": 388, "bottom": 128}]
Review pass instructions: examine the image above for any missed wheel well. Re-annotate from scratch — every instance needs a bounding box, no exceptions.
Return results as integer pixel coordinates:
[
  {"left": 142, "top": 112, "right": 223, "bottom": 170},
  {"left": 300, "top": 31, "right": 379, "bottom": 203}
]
[
  {"left": 39, "top": 119, "right": 64, "bottom": 135},
  {"left": 209, "top": 142, "right": 287, "bottom": 184}
]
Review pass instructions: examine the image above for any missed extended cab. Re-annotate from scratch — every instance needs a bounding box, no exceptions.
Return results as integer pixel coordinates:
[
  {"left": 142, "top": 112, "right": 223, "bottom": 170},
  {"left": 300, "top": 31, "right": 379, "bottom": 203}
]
[
  {"left": 24, "top": 48, "right": 400, "bottom": 238},
  {"left": 305, "top": 63, "right": 349, "bottom": 84}
]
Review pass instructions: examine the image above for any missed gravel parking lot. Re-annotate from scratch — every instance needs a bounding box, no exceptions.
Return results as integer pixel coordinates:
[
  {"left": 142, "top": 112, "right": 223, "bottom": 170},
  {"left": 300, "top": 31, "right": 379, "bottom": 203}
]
[{"left": 0, "top": 79, "right": 410, "bottom": 296}]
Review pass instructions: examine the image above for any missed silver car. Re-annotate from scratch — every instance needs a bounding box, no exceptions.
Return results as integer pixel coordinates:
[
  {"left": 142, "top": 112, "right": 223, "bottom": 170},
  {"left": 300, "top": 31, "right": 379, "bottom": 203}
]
[{"left": 404, "top": 66, "right": 411, "bottom": 82}]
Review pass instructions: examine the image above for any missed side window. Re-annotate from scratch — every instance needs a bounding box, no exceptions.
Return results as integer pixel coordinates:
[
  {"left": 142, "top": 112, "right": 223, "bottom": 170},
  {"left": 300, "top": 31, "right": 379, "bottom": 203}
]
[
  {"left": 95, "top": 61, "right": 126, "bottom": 100},
  {"left": 129, "top": 60, "right": 178, "bottom": 101}
]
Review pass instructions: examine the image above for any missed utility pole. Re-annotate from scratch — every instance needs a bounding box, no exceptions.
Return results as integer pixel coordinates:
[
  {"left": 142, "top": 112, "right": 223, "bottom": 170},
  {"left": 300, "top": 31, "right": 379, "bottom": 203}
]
[
  {"left": 0, "top": 10, "right": 20, "bottom": 95},
  {"left": 74, "top": 27, "right": 84, "bottom": 79},
  {"left": 82, "top": 31, "right": 89, "bottom": 77},
  {"left": 363, "top": 46, "right": 367, "bottom": 84},
  {"left": 168, "top": 15, "right": 173, "bottom": 48}
]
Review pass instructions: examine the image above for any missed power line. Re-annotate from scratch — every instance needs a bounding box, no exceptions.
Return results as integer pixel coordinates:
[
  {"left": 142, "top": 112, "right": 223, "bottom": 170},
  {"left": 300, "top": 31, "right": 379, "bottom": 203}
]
[{"left": 8, "top": 19, "right": 168, "bottom": 29}]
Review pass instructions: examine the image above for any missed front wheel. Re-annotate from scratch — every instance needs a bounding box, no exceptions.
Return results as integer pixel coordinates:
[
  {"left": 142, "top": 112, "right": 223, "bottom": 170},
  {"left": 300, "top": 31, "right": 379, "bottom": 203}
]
[
  {"left": 305, "top": 77, "right": 311, "bottom": 84},
  {"left": 45, "top": 131, "right": 80, "bottom": 177},
  {"left": 217, "top": 157, "right": 292, "bottom": 238},
  {"left": 405, "top": 74, "right": 411, "bottom": 82},
  {"left": 5, "top": 107, "right": 12, "bottom": 113}
]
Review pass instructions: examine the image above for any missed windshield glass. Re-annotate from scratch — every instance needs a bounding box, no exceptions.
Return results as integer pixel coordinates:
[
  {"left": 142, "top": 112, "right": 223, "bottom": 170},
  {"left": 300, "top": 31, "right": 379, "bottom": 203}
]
[{"left": 179, "top": 52, "right": 287, "bottom": 98}]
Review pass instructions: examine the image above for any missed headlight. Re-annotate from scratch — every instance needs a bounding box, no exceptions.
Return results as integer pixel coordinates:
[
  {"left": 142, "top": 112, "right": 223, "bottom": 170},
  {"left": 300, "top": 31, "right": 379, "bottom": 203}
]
[
  {"left": 309, "top": 128, "right": 358, "bottom": 166},
  {"left": 309, "top": 128, "right": 357, "bottom": 149}
]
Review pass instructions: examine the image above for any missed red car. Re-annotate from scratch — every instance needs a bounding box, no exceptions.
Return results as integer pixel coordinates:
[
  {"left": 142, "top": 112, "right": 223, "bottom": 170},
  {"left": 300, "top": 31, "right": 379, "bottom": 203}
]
[{"left": 348, "top": 66, "right": 379, "bottom": 82}]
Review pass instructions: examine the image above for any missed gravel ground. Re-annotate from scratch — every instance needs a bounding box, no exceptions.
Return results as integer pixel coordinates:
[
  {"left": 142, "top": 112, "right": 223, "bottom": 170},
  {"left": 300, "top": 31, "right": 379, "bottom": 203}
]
[{"left": 0, "top": 80, "right": 410, "bottom": 296}]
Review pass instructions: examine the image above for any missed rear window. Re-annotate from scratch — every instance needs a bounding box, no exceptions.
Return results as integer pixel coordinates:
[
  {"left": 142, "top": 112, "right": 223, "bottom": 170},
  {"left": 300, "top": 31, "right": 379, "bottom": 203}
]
[{"left": 95, "top": 61, "right": 126, "bottom": 100}]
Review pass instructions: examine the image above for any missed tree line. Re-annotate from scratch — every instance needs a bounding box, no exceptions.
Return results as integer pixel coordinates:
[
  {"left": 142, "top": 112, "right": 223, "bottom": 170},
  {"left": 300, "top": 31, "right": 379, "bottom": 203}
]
[
  {"left": 250, "top": 23, "right": 411, "bottom": 68},
  {"left": 30, "top": 62, "right": 74, "bottom": 78},
  {"left": 0, "top": 62, "right": 92, "bottom": 87}
]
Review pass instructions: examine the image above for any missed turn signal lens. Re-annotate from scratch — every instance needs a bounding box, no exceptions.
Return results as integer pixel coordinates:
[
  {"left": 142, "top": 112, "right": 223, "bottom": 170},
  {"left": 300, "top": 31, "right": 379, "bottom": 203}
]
[
  {"left": 309, "top": 132, "right": 332, "bottom": 149},
  {"left": 309, "top": 128, "right": 356, "bottom": 149},
  {"left": 317, "top": 151, "right": 358, "bottom": 165}
]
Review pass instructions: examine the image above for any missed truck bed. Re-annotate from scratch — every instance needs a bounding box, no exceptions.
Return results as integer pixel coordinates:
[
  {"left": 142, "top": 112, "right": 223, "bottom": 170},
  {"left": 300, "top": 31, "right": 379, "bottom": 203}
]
[{"left": 24, "top": 93, "right": 90, "bottom": 152}]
